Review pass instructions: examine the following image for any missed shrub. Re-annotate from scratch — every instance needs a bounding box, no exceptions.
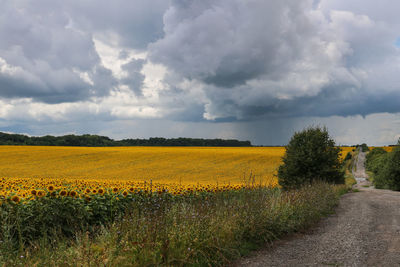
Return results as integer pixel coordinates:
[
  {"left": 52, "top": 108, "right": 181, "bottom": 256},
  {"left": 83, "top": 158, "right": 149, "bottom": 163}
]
[
  {"left": 365, "top": 147, "right": 387, "bottom": 174},
  {"left": 374, "top": 145, "right": 400, "bottom": 190},
  {"left": 360, "top": 143, "right": 370, "bottom": 152},
  {"left": 278, "top": 126, "right": 344, "bottom": 190}
]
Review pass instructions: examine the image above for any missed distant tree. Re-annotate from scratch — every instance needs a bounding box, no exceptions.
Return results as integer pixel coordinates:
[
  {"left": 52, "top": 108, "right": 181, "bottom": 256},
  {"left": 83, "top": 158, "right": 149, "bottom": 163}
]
[
  {"left": 0, "top": 132, "right": 252, "bottom": 147},
  {"left": 278, "top": 126, "right": 344, "bottom": 190},
  {"left": 359, "top": 143, "right": 369, "bottom": 152}
]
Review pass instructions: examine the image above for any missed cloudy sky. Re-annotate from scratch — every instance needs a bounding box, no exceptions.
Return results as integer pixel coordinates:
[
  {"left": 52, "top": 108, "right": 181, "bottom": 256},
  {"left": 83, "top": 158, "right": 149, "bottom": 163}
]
[{"left": 0, "top": 0, "right": 399, "bottom": 145}]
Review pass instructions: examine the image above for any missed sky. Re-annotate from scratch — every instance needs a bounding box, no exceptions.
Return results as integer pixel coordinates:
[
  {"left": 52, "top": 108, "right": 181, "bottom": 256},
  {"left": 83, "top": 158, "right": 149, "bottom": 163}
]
[{"left": 0, "top": 0, "right": 400, "bottom": 146}]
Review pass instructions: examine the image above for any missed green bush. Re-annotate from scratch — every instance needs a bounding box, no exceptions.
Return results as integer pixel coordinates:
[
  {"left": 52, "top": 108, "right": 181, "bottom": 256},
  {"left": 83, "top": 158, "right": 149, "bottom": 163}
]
[
  {"left": 365, "top": 147, "right": 387, "bottom": 174},
  {"left": 359, "top": 143, "right": 370, "bottom": 152},
  {"left": 374, "top": 146, "right": 400, "bottom": 190},
  {"left": 278, "top": 126, "right": 344, "bottom": 190}
]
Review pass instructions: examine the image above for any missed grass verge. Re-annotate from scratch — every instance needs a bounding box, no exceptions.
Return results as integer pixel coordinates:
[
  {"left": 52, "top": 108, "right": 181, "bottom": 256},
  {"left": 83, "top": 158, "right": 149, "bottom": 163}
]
[{"left": 0, "top": 183, "right": 345, "bottom": 266}]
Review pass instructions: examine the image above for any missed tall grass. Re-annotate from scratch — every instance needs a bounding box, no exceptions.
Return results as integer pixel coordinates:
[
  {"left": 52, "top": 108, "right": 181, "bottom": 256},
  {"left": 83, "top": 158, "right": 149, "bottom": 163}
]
[{"left": 0, "top": 183, "right": 344, "bottom": 266}]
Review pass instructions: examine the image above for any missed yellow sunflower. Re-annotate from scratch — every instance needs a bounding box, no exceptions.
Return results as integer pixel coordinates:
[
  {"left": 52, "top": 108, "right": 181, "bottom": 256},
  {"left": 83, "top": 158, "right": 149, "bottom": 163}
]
[{"left": 11, "top": 195, "right": 20, "bottom": 203}]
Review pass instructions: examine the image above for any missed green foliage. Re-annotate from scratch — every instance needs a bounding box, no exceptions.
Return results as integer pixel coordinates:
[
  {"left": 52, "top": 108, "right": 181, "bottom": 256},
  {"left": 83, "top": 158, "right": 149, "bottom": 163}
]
[
  {"left": 0, "top": 132, "right": 252, "bottom": 147},
  {"left": 0, "top": 190, "right": 175, "bottom": 250},
  {"left": 355, "top": 143, "right": 369, "bottom": 152},
  {"left": 278, "top": 127, "right": 344, "bottom": 190},
  {"left": 366, "top": 142, "right": 400, "bottom": 190},
  {"left": 344, "top": 151, "right": 352, "bottom": 161},
  {"left": 373, "top": 146, "right": 400, "bottom": 190},
  {"left": 365, "top": 147, "right": 387, "bottom": 174},
  {"left": 0, "top": 183, "right": 342, "bottom": 266}
]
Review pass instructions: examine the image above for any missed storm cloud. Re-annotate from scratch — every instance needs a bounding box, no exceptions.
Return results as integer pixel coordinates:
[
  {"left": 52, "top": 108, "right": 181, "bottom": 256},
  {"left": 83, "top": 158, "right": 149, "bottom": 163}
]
[
  {"left": 0, "top": 0, "right": 399, "bottom": 144},
  {"left": 149, "top": 0, "right": 400, "bottom": 120}
]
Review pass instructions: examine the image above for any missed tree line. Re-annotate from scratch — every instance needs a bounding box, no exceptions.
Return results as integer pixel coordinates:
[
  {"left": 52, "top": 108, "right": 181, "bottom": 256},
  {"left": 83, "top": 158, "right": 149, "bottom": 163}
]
[{"left": 0, "top": 132, "right": 252, "bottom": 147}]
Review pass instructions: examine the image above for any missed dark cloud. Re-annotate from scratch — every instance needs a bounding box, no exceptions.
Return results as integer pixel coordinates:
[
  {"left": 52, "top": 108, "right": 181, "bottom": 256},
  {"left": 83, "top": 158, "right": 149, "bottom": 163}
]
[
  {"left": 121, "top": 59, "right": 145, "bottom": 95},
  {"left": 149, "top": 0, "right": 314, "bottom": 87},
  {"left": 0, "top": 0, "right": 115, "bottom": 103},
  {"left": 148, "top": 0, "right": 400, "bottom": 122},
  {"left": 66, "top": 0, "right": 169, "bottom": 50},
  {"left": 0, "top": 0, "right": 166, "bottom": 103}
]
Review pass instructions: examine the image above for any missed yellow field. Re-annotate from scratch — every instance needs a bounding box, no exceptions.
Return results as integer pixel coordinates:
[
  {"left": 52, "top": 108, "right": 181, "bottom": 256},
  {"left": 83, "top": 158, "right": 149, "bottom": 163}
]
[
  {"left": 0, "top": 146, "right": 355, "bottom": 201},
  {"left": 339, "top": 147, "right": 354, "bottom": 158},
  {"left": 0, "top": 146, "right": 286, "bottom": 186},
  {"left": 373, "top": 146, "right": 393, "bottom": 152}
]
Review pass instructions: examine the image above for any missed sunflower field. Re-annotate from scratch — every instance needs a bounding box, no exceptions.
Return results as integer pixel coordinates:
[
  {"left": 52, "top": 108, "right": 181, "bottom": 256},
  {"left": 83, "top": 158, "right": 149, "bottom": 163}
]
[{"left": 0, "top": 146, "right": 354, "bottom": 266}]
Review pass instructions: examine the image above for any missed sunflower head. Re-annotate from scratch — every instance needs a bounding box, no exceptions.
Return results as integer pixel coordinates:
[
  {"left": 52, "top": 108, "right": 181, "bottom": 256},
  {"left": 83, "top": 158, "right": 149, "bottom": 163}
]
[
  {"left": 31, "top": 189, "right": 37, "bottom": 196},
  {"left": 85, "top": 188, "right": 91, "bottom": 194},
  {"left": 47, "top": 185, "right": 55, "bottom": 192},
  {"left": 122, "top": 190, "right": 128, "bottom": 197},
  {"left": 98, "top": 188, "right": 104, "bottom": 195},
  {"left": 92, "top": 189, "right": 97, "bottom": 194},
  {"left": 11, "top": 195, "right": 20, "bottom": 203},
  {"left": 60, "top": 190, "right": 67, "bottom": 197},
  {"left": 37, "top": 190, "right": 45, "bottom": 198},
  {"left": 112, "top": 187, "right": 119, "bottom": 193},
  {"left": 69, "top": 191, "right": 77, "bottom": 198}
]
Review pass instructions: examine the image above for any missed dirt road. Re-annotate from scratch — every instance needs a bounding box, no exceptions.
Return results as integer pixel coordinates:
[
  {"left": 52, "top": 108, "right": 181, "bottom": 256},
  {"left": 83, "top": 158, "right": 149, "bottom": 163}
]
[{"left": 233, "top": 150, "right": 400, "bottom": 266}]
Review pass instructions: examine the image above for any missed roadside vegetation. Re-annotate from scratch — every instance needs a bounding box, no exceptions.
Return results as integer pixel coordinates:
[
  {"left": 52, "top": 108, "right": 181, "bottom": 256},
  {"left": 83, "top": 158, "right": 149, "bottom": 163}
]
[
  {"left": 0, "top": 183, "right": 345, "bottom": 266},
  {"left": 342, "top": 149, "right": 357, "bottom": 187},
  {"left": 366, "top": 141, "right": 400, "bottom": 190}
]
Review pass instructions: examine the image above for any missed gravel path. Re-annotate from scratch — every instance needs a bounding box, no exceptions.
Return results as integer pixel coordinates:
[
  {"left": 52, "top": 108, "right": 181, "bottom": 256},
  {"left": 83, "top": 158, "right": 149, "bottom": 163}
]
[{"left": 232, "top": 150, "right": 400, "bottom": 266}]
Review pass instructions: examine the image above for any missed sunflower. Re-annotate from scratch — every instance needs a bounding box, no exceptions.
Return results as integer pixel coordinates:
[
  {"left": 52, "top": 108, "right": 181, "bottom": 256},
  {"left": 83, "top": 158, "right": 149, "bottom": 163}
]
[
  {"left": 122, "top": 190, "right": 128, "bottom": 197},
  {"left": 92, "top": 189, "right": 97, "bottom": 194},
  {"left": 97, "top": 188, "right": 104, "bottom": 195},
  {"left": 11, "top": 195, "right": 20, "bottom": 203},
  {"left": 47, "top": 185, "right": 55, "bottom": 192},
  {"left": 112, "top": 187, "right": 119, "bottom": 193},
  {"left": 85, "top": 188, "right": 91, "bottom": 194},
  {"left": 60, "top": 190, "right": 67, "bottom": 197},
  {"left": 31, "top": 189, "right": 37, "bottom": 196},
  {"left": 69, "top": 190, "right": 77, "bottom": 198},
  {"left": 37, "top": 190, "right": 45, "bottom": 198}
]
